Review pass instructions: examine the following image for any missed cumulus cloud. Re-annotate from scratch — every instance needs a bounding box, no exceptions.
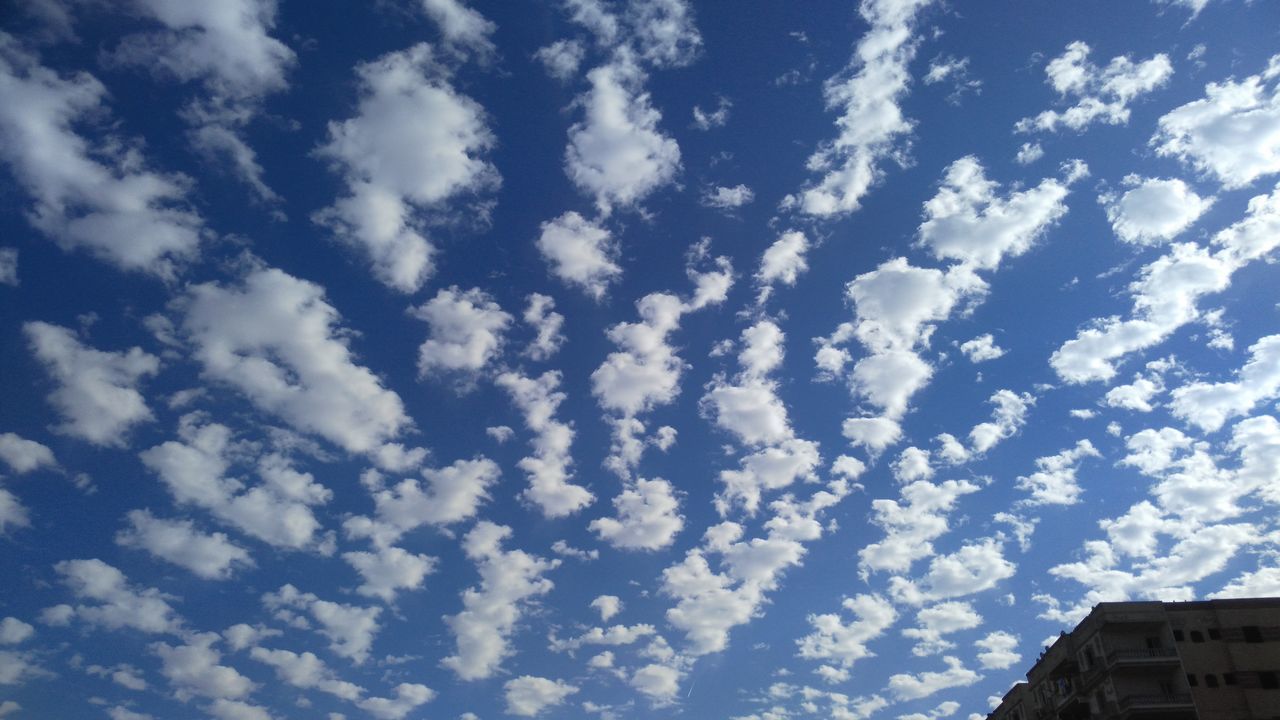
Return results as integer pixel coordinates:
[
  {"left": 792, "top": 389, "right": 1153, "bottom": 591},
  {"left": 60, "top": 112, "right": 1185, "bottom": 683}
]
[
  {"left": 590, "top": 477, "right": 683, "bottom": 550},
  {"left": 180, "top": 265, "right": 412, "bottom": 459},
  {"left": 788, "top": 0, "right": 933, "bottom": 216},
  {"left": 890, "top": 537, "right": 1016, "bottom": 605},
  {"left": 796, "top": 594, "right": 897, "bottom": 670},
  {"left": 358, "top": 683, "right": 435, "bottom": 720},
  {"left": 535, "top": 39, "right": 584, "bottom": 81},
  {"left": 504, "top": 676, "right": 579, "bottom": 716},
  {"left": 344, "top": 458, "right": 500, "bottom": 548},
  {"left": 627, "top": 0, "right": 701, "bottom": 68},
  {"left": 0, "top": 248, "right": 16, "bottom": 285},
  {"left": 859, "top": 479, "right": 980, "bottom": 576},
  {"left": 141, "top": 417, "right": 333, "bottom": 550},
  {"left": 917, "top": 156, "right": 1085, "bottom": 270},
  {"left": 152, "top": 632, "right": 255, "bottom": 702},
  {"left": 902, "top": 601, "right": 982, "bottom": 656},
  {"left": 249, "top": 646, "right": 363, "bottom": 701},
  {"left": 342, "top": 545, "right": 437, "bottom": 603},
  {"left": 887, "top": 656, "right": 982, "bottom": 700},
  {"left": 1017, "top": 41, "right": 1172, "bottom": 132},
  {"left": 630, "top": 662, "right": 681, "bottom": 704},
  {"left": 314, "top": 44, "right": 498, "bottom": 292},
  {"left": 959, "top": 334, "right": 1005, "bottom": 363},
  {"left": 496, "top": 371, "right": 594, "bottom": 517},
  {"left": 1153, "top": 56, "right": 1280, "bottom": 188},
  {"left": 54, "top": 558, "right": 182, "bottom": 634},
  {"left": 968, "top": 390, "right": 1034, "bottom": 454},
  {"left": 0, "top": 35, "right": 204, "bottom": 277},
  {"left": 1100, "top": 175, "right": 1215, "bottom": 245},
  {"left": 1016, "top": 440, "right": 1101, "bottom": 505},
  {"left": 536, "top": 211, "right": 622, "bottom": 300},
  {"left": 25, "top": 321, "right": 159, "bottom": 447},
  {"left": 692, "top": 95, "right": 731, "bottom": 130},
  {"left": 756, "top": 230, "right": 810, "bottom": 301},
  {"left": 0, "top": 433, "right": 55, "bottom": 474},
  {"left": 591, "top": 595, "right": 622, "bottom": 622},
  {"left": 974, "top": 631, "right": 1021, "bottom": 669},
  {"left": 420, "top": 0, "right": 496, "bottom": 58},
  {"left": 565, "top": 53, "right": 681, "bottom": 215},
  {"left": 1052, "top": 182, "right": 1280, "bottom": 383},
  {"left": 413, "top": 286, "right": 512, "bottom": 377},
  {"left": 522, "top": 294, "right": 565, "bottom": 361},
  {"left": 442, "top": 522, "right": 559, "bottom": 680},
  {"left": 1170, "top": 334, "right": 1280, "bottom": 432},
  {"left": 701, "top": 184, "right": 755, "bottom": 210},
  {"left": 116, "top": 510, "right": 253, "bottom": 580},
  {"left": 263, "top": 584, "right": 382, "bottom": 664}
]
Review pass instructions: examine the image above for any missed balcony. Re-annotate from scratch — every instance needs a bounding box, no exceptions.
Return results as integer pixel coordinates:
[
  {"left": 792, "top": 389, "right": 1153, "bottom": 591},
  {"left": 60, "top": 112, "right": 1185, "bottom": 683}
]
[
  {"left": 1116, "top": 693, "right": 1196, "bottom": 718},
  {"left": 1107, "top": 647, "right": 1179, "bottom": 665}
]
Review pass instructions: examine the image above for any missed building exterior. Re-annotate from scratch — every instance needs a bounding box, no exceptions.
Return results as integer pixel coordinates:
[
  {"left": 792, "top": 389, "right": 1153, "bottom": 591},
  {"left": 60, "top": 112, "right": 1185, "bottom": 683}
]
[{"left": 987, "top": 598, "right": 1280, "bottom": 720}]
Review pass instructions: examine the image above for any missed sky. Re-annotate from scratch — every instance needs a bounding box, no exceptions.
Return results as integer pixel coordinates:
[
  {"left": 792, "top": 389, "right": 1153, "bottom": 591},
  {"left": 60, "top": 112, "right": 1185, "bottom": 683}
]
[{"left": 0, "top": 0, "right": 1279, "bottom": 719}]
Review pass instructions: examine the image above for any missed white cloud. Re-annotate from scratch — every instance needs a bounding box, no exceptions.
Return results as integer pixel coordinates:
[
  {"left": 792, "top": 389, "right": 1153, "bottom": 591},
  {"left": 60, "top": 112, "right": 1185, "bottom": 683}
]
[
  {"left": 1016, "top": 439, "right": 1100, "bottom": 505},
  {"left": 1153, "top": 57, "right": 1280, "bottom": 188},
  {"left": 141, "top": 419, "right": 332, "bottom": 550},
  {"left": 537, "top": 211, "right": 622, "bottom": 300},
  {"left": 701, "top": 184, "right": 755, "bottom": 209},
  {"left": 54, "top": 558, "right": 182, "bottom": 634},
  {"left": 1213, "top": 566, "right": 1280, "bottom": 598},
  {"left": 420, "top": 0, "right": 496, "bottom": 57},
  {"left": 535, "top": 39, "right": 584, "bottom": 81},
  {"left": 788, "top": 0, "right": 932, "bottom": 216},
  {"left": 25, "top": 321, "right": 159, "bottom": 447},
  {"left": 974, "top": 631, "right": 1020, "bottom": 669},
  {"left": 891, "top": 538, "right": 1016, "bottom": 605},
  {"left": 0, "top": 248, "right": 16, "bottom": 285},
  {"left": 692, "top": 96, "right": 731, "bottom": 130},
  {"left": 917, "top": 156, "right": 1084, "bottom": 270},
  {"left": 314, "top": 44, "right": 497, "bottom": 292},
  {"left": 958, "top": 334, "right": 1005, "bottom": 363},
  {"left": 414, "top": 286, "right": 512, "bottom": 377},
  {"left": 968, "top": 390, "right": 1034, "bottom": 454},
  {"left": 522, "top": 294, "right": 565, "bottom": 361},
  {"left": 887, "top": 656, "right": 982, "bottom": 701},
  {"left": 0, "top": 489, "right": 29, "bottom": 533},
  {"left": 591, "top": 595, "right": 622, "bottom": 622},
  {"left": 1015, "top": 142, "right": 1044, "bottom": 165},
  {"left": 181, "top": 266, "right": 412, "bottom": 458},
  {"left": 248, "top": 647, "right": 364, "bottom": 701},
  {"left": 1052, "top": 182, "right": 1280, "bottom": 383},
  {"left": 630, "top": 663, "right": 681, "bottom": 703},
  {"left": 1017, "top": 41, "right": 1172, "bottom": 132},
  {"left": 0, "top": 36, "right": 204, "bottom": 277},
  {"left": 1170, "top": 334, "right": 1280, "bottom": 432},
  {"left": 342, "top": 545, "right": 437, "bottom": 603},
  {"left": 591, "top": 477, "right": 683, "bottom": 550},
  {"left": 796, "top": 594, "right": 897, "bottom": 669},
  {"left": 152, "top": 632, "right": 255, "bottom": 701},
  {"left": 344, "top": 458, "right": 499, "bottom": 548},
  {"left": 626, "top": 0, "right": 702, "bottom": 68},
  {"left": 496, "top": 371, "right": 594, "bottom": 517},
  {"left": 358, "top": 683, "right": 435, "bottom": 720},
  {"left": 504, "top": 676, "right": 579, "bottom": 716},
  {"left": 1100, "top": 175, "right": 1215, "bottom": 245},
  {"left": 0, "top": 619, "right": 33, "bottom": 646},
  {"left": 1105, "top": 368, "right": 1167, "bottom": 412},
  {"left": 263, "top": 585, "right": 382, "bottom": 664},
  {"left": 902, "top": 601, "right": 982, "bottom": 656},
  {"left": 565, "top": 53, "right": 681, "bottom": 215},
  {"left": 116, "top": 510, "right": 253, "bottom": 580},
  {"left": 859, "top": 479, "right": 980, "bottom": 575},
  {"left": 0, "top": 433, "right": 55, "bottom": 474},
  {"left": 442, "top": 522, "right": 559, "bottom": 680},
  {"left": 756, "top": 230, "right": 810, "bottom": 300}
]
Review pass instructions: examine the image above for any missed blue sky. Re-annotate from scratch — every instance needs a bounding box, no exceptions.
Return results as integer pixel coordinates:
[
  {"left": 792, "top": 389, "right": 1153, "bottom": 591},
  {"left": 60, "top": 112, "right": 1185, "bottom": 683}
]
[{"left": 1, "top": 1, "right": 1279, "bottom": 718}]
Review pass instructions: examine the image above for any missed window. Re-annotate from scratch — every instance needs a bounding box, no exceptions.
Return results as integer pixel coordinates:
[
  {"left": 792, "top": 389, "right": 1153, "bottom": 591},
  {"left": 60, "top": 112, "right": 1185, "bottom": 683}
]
[
  {"left": 1205, "top": 674, "right": 1219, "bottom": 688},
  {"left": 1243, "top": 626, "right": 1263, "bottom": 643},
  {"left": 1260, "top": 672, "right": 1279, "bottom": 690},
  {"left": 1224, "top": 673, "right": 1238, "bottom": 686},
  {"left": 1191, "top": 630, "right": 1205, "bottom": 643},
  {"left": 1173, "top": 629, "right": 1185, "bottom": 642},
  {"left": 1145, "top": 636, "right": 1162, "bottom": 649},
  {"left": 1208, "top": 627, "right": 1221, "bottom": 640},
  {"left": 1187, "top": 674, "right": 1199, "bottom": 687}
]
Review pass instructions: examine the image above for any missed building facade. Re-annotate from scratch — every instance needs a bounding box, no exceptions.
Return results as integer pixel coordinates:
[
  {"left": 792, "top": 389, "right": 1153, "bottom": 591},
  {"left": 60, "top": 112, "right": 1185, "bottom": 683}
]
[{"left": 987, "top": 598, "right": 1280, "bottom": 720}]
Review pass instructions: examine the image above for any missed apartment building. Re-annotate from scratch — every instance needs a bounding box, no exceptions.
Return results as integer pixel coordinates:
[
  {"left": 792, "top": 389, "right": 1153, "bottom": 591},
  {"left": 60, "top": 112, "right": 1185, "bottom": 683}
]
[{"left": 987, "top": 598, "right": 1280, "bottom": 720}]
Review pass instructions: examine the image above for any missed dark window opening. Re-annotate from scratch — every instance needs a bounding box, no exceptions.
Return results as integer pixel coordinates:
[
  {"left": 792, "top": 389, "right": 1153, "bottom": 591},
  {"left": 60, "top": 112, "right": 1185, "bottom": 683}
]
[
  {"left": 1173, "top": 629, "right": 1185, "bottom": 642},
  {"left": 1206, "top": 674, "right": 1219, "bottom": 688},
  {"left": 1191, "top": 630, "right": 1205, "bottom": 643},
  {"left": 1224, "top": 673, "right": 1238, "bottom": 686},
  {"left": 1187, "top": 674, "right": 1199, "bottom": 687},
  {"left": 1146, "top": 636, "right": 1162, "bottom": 649},
  {"left": 1243, "top": 626, "right": 1264, "bottom": 643},
  {"left": 1260, "top": 671, "right": 1279, "bottom": 689},
  {"left": 1208, "top": 627, "right": 1221, "bottom": 640}
]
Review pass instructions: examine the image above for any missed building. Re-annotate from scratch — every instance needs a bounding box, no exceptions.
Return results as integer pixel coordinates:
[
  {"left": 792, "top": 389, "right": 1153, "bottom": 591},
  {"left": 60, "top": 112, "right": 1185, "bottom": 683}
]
[{"left": 987, "top": 598, "right": 1280, "bottom": 720}]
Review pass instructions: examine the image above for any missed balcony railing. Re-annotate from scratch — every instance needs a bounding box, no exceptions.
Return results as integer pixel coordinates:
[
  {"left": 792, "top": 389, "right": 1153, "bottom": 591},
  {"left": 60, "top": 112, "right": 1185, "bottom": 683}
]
[
  {"left": 1117, "top": 693, "right": 1193, "bottom": 710},
  {"left": 1108, "top": 647, "right": 1178, "bottom": 662}
]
